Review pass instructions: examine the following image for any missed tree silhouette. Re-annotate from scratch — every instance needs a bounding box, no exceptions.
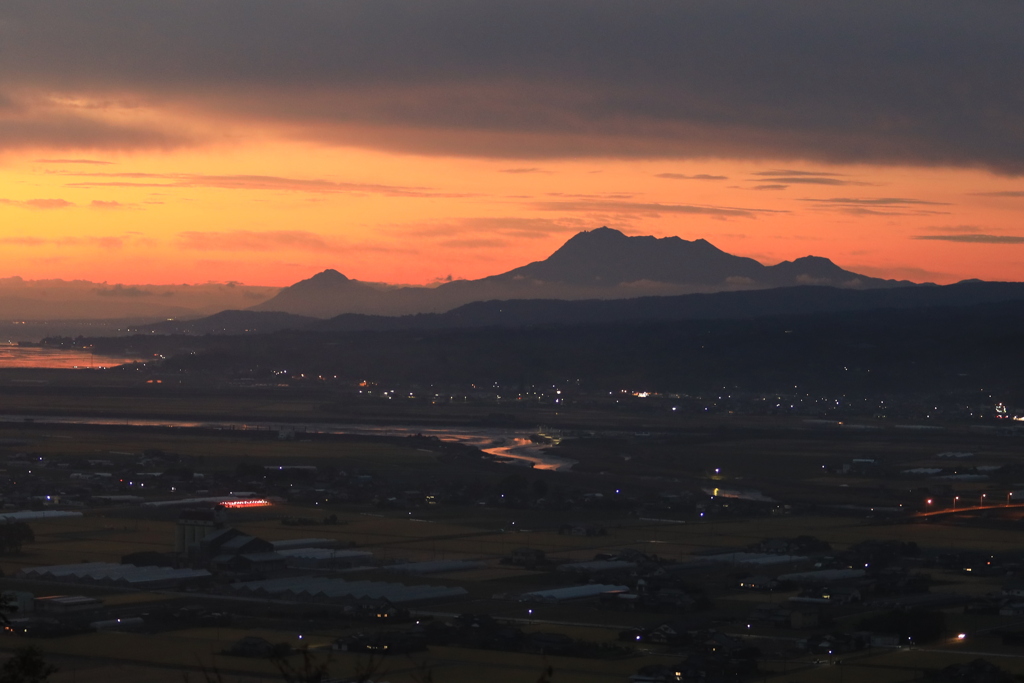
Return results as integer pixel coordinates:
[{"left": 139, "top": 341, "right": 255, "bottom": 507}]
[{"left": 0, "top": 647, "right": 57, "bottom": 683}]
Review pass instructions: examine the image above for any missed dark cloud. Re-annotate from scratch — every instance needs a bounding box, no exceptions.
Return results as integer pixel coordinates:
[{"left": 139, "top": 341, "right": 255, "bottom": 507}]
[
  {"left": 753, "top": 184, "right": 788, "bottom": 191},
  {"left": 914, "top": 234, "right": 1024, "bottom": 244},
  {"left": 499, "top": 168, "right": 546, "bottom": 174},
  {"left": 971, "top": 191, "right": 1024, "bottom": 197},
  {"left": 655, "top": 173, "right": 728, "bottom": 180},
  {"left": 0, "top": 113, "right": 188, "bottom": 152},
  {"left": 2, "top": 2, "right": 1024, "bottom": 169}
]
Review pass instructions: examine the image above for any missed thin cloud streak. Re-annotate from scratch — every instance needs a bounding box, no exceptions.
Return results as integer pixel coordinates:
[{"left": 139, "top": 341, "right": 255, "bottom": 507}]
[
  {"left": 407, "top": 216, "right": 589, "bottom": 240},
  {"left": 914, "top": 234, "right": 1024, "bottom": 244},
  {"left": 0, "top": 198, "right": 74, "bottom": 209},
  {"left": 63, "top": 172, "right": 450, "bottom": 197},
  {"left": 177, "top": 231, "right": 333, "bottom": 252},
  {"left": 800, "top": 196, "right": 951, "bottom": 216},
  {"left": 0, "top": 235, "right": 126, "bottom": 248},
  {"left": 655, "top": 173, "right": 728, "bottom": 180},
  {"left": 531, "top": 199, "right": 786, "bottom": 218},
  {"left": 35, "top": 158, "right": 114, "bottom": 165},
  {"left": 753, "top": 177, "right": 870, "bottom": 186},
  {"left": 176, "top": 230, "right": 409, "bottom": 254},
  {"left": 752, "top": 169, "right": 844, "bottom": 177}
]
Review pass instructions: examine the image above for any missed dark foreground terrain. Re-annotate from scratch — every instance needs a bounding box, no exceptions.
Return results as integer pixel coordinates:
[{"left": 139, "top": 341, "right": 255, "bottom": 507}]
[{"left": 0, "top": 372, "right": 1023, "bottom": 682}]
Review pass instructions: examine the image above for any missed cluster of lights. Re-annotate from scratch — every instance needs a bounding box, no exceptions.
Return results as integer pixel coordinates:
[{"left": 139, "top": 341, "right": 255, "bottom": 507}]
[{"left": 220, "top": 499, "right": 272, "bottom": 508}]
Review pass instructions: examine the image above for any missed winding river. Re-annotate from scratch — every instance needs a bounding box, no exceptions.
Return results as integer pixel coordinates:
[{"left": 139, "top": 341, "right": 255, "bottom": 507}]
[{"left": 0, "top": 414, "right": 576, "bottom": 470}]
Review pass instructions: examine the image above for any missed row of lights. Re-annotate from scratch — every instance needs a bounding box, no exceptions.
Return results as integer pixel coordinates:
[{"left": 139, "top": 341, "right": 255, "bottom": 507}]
[
  {"left": 220, "top": 499, "right": 272, "bottom": 508},
  {"left": 926, "top": 492, "right": 1015, "bottom": 510}
]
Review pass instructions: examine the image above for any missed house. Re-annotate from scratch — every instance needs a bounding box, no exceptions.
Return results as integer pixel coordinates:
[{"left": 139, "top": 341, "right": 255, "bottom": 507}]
[
  {"left": 999, "top": 602, "right": 1024, "bottom": 617},
  {"left": 648, "top": 620, "right": 693, "bottom": 646},
  {"left": 789, "top": 608, "right": 820, "bottom": 630},
  {"left": 558, "top": 523, "right": 607, "bottom": 537},
  {"left": 738, "top": 575, "right": 777, "bottom": 590},
  {"left": 510, "top": 547, "right": 547, "bottom": 568},
  {"left": 701, "top": 631, "right": 745, "bottom": 655},
  {"left": 211, "top": 552, "right": 287, "bottom": 575},
  {"left": 525, "top": 632, "right": 574, "bottom": 655},
  {"left": 34, "top": 595, "right": 102, "bottom": 615},
  {"left": 869, "top": 633, "right": 900, "bottom": 648},
  {"left": 225, "top": 636, "right": 280, "bottom": 658},
  {"left": 198, "top": 528, "right": 273, "bottom": 561},
  {"left": 1003, "top": 580, "right": 1024, "bottom": 598}
]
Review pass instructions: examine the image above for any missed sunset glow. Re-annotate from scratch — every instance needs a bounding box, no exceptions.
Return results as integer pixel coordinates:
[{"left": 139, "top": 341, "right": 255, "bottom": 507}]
[{"left": 2, "top": 2, "right": 1023, "bottom": 287}]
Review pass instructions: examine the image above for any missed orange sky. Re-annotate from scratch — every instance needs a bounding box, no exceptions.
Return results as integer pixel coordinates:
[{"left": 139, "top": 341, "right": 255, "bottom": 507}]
[
  {"left": 3, "top": 142, "right": 1024, "bottom": 286},
  {"left": 2, "top": 2, "right": 1023, "bottom": 288}
]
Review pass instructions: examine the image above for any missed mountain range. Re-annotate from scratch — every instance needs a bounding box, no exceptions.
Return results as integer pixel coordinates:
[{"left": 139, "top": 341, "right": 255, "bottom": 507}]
[
  {"left": 250, "top": 227, "right": 915, "bottom": 318},
  {"left": 135, "top": 280, "right": 1024, "bottom": 336},
  {"left": 132, "top": 226, "right": 1024, "bottom": 336}
]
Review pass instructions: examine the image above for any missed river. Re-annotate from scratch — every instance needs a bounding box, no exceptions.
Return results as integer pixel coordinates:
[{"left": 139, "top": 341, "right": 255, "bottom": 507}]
[{"left": 0, "top": 414, "right": 576, "bottom": 470}]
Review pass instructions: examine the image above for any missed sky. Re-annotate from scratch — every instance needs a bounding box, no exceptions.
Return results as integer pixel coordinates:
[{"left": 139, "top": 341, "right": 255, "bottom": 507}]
[{"left": 2, "top": 1, "right": 1024, "bottom": 287}]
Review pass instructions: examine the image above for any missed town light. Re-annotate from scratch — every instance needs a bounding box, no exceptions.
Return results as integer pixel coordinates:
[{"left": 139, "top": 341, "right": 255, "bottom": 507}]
[{"left": 220, "top": 499, "right": 272, "bottom": 508}]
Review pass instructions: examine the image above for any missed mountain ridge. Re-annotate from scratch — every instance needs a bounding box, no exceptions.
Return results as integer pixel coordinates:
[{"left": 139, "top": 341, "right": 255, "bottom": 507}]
[
  {"left": 250, "top": 227, "right": 916, "bottom": 318},
  {"left": 135, "top": 280, "right": 1024, "bottom": 336}
]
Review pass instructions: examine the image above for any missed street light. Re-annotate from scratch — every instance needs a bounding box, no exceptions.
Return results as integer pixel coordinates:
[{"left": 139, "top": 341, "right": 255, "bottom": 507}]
[
  {"left": 980, "top": 493, "right": 987, "bottom": 507},
  {"left": 953, "top": 496, "right": 959, "bottom": 510},
  {"left": 1008, "top": 492, "right": 1014, "bottom": 506}
]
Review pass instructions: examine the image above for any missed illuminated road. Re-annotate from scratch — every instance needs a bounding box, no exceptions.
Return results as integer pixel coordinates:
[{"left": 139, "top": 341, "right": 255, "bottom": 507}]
[{"left": 913, "top": 502, "right": 1024, "bottom": 518}]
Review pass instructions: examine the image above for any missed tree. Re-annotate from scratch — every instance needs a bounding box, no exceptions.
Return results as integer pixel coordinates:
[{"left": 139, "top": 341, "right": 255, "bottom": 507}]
[
  {"left": 0, "top": 647, "right": 57, "bottom": 683},
  {"left": 0, "top": 523, "right": 34, "bottom": 555}
]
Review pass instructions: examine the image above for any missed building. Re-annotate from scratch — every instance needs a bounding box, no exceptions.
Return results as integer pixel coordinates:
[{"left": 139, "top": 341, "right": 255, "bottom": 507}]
[
  {"left": 198, "top": 528, "right": 273, "bottom": 561},
  {"left": 175, "top": 508, "right": 226, "bottom": 554}
]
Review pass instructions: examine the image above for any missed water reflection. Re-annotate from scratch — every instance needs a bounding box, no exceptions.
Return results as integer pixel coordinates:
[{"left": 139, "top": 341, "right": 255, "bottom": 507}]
[
  {"left": 0, "top": 345, "right": 142, "bottom": 369},
  {"left": 0, "top": 413, "right": 576, "bottom": 470}
]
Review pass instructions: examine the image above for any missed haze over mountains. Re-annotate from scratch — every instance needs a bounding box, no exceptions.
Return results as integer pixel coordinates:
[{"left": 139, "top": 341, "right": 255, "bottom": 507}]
[
  {"left": 4, "top": 226, "right": 989, "bottom": 342},
  {"left": 0, "top": 278, "right": 278, "bottom": 321},
  {"left": 251, "top": 227, "right": 914, "bottom": 318}
]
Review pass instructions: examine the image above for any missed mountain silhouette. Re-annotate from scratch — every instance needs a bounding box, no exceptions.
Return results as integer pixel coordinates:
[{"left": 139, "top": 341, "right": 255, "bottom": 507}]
[
  {"left": 250, "top": 227, "right": 915, "bottom": 317},
  {"left": 141, "top": 281, "right": 1024, "bottom": 335}
]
